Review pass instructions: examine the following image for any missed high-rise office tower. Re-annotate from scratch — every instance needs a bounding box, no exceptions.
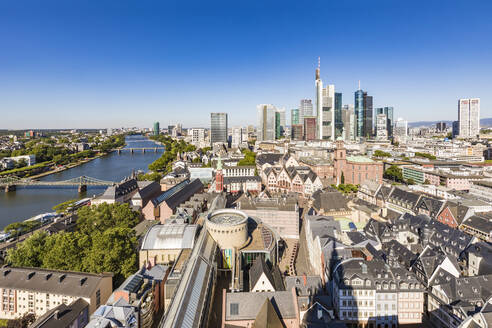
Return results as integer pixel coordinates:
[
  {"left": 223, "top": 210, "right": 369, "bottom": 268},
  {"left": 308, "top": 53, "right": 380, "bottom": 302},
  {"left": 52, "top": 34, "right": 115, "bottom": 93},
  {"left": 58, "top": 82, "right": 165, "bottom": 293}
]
[
  {"left": 304, "top": 117, "right": 317, "bottom": 141},
  {"left": 315, "top": 59, "right": 323, "bottom": 139},
  {"left": 354, "top": 84, "right": 364, "bottom": 138},
  {"left": 153, "top": 122, "right": 160, "bottom": 136},
  {"left": 257, "top": 104, "right": 276, "bottom": 141},
  {"left": 354, "top": 82, "right": 373, "bottom": 139},
  {"left": 276, "top": 108, "right": 286, "bottom": 137},
  {"left": 300, "top": 99, "right": 313, "bottom": 124},
  {"left": 375, "top": 107, "right": 394, "bottom": 137},
  {"left": 334, "top": 93, "right": 343, "bottom": 139},
  {"left": 458, "top": 98, "right": 480, "bottom": 138},
  {"left": 291, "top": 108, "right": 300, "bottom": 125},
  {"left": 363, "top": 92, "right": 373, "bottom": 138},
  {"left": 315, "top": 59, "right": 335, "bottom": 140},
  {"left": 341, "top": 105, "right": 355, "bottom": 141},
  {"left": 189, "top": 128, "right": 206, "bottom": 147},
  {"left": 376, "top": 114, "right": 388, "bottom": 140},
  {"left": 275, "top": 112, "right": 281, "bottom": 139},
  {"left": 231, "top": 127, "right": 243, "bottom": 148},
  {"left": 210, "top": 113, "right": 228, "bottom": 145}
]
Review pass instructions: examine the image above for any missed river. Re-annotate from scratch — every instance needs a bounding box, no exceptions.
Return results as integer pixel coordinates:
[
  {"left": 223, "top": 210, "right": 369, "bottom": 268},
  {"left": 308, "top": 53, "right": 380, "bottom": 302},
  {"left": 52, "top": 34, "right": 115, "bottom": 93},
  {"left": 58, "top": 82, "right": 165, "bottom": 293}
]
[{"left": 0, "top": 135, "right": 164, "bottom": 229}]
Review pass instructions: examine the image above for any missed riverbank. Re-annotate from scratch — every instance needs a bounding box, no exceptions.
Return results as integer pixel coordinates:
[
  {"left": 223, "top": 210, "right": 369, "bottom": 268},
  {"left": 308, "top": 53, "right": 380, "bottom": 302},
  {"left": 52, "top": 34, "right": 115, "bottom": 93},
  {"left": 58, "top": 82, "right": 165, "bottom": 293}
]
[{"left": 28, "top": 152, "right": 107, "bottom": 179}]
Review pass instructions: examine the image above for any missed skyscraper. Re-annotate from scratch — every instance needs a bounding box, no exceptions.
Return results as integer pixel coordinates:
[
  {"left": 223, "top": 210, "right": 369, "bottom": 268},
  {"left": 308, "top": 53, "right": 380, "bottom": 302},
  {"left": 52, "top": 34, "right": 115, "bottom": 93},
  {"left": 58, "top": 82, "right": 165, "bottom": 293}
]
[
  {"left": 257, "top": 104, "right": 276, "bottom": 141},
  {"left": 315, "top": 58, "right": 323, "bottom": 139},
  {"left": 231, "top": 127, "right": 243, "bottom": 148},
  {"left": 458, "top": 98, "right": 480, "bottom": 138},
  {"left": 276, "top": 108, "right": 286, "bottom": 136},
  {"left": 376, "top": 114, "right": 388, "bottom": 140},
  {"left": 300, "top": 99, "right": 313, "bottom": 124},
  {"left": 375, "top": 107, "right": 394, "bottom": 137},
  {"left": 355, "top": 85, "right": 364, "bottom": 138},
  {"left": 334, "top": 92, "right": 343, "bottom": 139},
  {"left": 275, "top": 112, "right": 281, "bottom": 139},
  {"left": 341, "top": 105, "right": 355, "bottom": 141},
  {"left": 153, "top": 122, "right": 160, "bottom": 136},
  {"left": 363, "top": 92, "right": 373, "bottom": 138},
  {"left": 291, "top": 108, "right": 300, "bottom": 125},
  {"left": 354, "top": 82, "right": 373, "bottom": 139},
  {"left": 304, "top": 117, "right": 317, "bottom": 141},
  {"left": 210, "top": 113, "right": 228, "bottom": 146}
]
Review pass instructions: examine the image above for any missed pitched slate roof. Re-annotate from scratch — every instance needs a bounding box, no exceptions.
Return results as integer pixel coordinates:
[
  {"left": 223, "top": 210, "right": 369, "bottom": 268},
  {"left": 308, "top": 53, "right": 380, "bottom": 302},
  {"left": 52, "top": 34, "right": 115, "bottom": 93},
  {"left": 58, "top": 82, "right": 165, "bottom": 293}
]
[
  {"left": 249, "top": 257, "right": 276, "bottom": 291},
  {"left": 225, "top": 291, "right": 297, "bottom": 321},
  {"left": 30, "top": 298, "right": 89, "bottom": 328},
  {"left": 256, "top": 153, "right": 283, "bottom": 166},
  {"left": 312, "top": 190, "right": 350, "bottom": 212},
  {"left": 415, "top": 196, "right": 444, "bottom": 218},
  {"left": 0, "top": 267, "right": 112, "bottom": 298},
  {"left": 253, "top": 298, "right": 284, "bottom": 328}
]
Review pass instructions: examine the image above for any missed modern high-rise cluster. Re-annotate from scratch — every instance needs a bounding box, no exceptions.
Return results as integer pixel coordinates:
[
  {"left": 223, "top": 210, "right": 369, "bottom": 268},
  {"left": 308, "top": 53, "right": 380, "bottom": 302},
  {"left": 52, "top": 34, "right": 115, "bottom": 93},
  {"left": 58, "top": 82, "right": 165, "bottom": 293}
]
[{"left": 259, "top": 59, "right": 398, "bottom": 142}]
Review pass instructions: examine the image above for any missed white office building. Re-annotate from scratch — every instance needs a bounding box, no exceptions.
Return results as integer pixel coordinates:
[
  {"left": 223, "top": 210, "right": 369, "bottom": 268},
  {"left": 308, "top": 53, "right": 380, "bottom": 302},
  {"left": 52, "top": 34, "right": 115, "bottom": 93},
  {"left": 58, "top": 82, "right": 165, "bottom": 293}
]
[
  {"left": 376, "top": 114, "right": 388, "bottom": 141},
  {"left": 458, "top": 98, "right": 480, "bottom": 138},
  {"left": 300, "top": 99, "right": 313, "bottom": 124},
  {"left": 394, "top": 118, "right": 408, "bottom": 142},
  {"left": 189, "top": 128, "right": 206, "bottom": 148},
  {"left": 231, "top": 127, "right": 243, "bottom": 148}
]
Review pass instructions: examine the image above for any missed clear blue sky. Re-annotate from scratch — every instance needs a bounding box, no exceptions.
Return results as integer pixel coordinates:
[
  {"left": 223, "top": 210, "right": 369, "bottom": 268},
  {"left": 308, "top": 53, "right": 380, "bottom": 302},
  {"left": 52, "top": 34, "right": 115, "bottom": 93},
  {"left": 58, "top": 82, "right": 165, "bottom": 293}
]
[{"left": 1, "top": 0, "right": 491, "bottom": 129}]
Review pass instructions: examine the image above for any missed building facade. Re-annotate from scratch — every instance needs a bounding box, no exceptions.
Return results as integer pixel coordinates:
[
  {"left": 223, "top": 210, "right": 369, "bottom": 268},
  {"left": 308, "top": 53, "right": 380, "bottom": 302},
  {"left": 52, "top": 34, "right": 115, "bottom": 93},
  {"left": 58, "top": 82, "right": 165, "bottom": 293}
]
[
  {"left": 210, "top": 112, "right": 228, "bottom": 145},
  {"left": 257, "top": 104, "right": 277, "bottom": 141},
  {"left": 458, "top": 98, "right": 480, "bottom": 138}
]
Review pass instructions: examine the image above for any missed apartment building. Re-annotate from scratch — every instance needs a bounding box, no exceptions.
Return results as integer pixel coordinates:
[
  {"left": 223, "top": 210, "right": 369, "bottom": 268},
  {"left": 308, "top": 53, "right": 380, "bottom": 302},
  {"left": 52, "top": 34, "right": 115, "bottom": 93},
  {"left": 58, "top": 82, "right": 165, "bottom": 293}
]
[
  {"left": 332, "top": 258, "right": 424, "bottom": 327},
  {"left": 0, "top": 267, "right": 112, "bottom": 320}
]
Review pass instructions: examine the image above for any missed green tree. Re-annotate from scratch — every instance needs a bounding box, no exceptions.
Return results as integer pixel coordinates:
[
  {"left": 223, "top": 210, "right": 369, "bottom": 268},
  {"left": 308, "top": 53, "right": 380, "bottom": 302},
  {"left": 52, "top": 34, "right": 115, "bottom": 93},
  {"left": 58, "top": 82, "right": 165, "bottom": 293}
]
[
  {"left": 42, "top": 232, "right": 85, "bottom": 271},
  {"left": 52, "top": 199, "right": 77, "bottom": 213},
  {"left": 6, "top": 231, "right": 47, "bottom": 267},
  {"left": 384, "top": 165, "right": 403, "bottom": 182},
  {"left": 407, "top": 178, "right": 416, "bottom": 185},
  {"left": 83, "top": 228, "right": 138, "bottom": 285},
  {"left": 374, "top": 150, "right": 391, "bottom": 158}
]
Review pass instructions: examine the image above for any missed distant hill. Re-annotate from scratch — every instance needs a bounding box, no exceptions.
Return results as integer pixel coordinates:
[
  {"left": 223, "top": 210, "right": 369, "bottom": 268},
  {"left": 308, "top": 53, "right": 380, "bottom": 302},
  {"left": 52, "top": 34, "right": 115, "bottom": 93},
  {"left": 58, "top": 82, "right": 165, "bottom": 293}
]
[{"left": 408, "top": 118, "right": 492, "bottom": 128}]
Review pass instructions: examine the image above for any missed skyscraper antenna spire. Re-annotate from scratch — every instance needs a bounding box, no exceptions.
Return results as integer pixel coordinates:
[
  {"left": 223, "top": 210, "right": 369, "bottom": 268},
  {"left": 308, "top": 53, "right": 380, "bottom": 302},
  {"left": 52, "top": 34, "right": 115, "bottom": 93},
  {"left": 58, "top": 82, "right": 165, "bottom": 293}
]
[
  {"left": 318, "top": 56, "right": 320, "bottom": 69},
  {"left": 358, "top": 80, "right": 361, "bottom": 90}
]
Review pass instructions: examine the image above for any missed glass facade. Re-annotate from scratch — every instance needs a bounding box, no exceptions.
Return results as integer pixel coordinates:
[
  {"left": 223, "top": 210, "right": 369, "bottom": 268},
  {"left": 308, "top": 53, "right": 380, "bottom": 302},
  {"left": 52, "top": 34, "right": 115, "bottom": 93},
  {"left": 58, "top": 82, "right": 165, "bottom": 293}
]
[
  {"left": 291, "top": 108, "right": 300, "bottom": 125},
  {"left": 153, "top": 122, "right": 160, "bottom": 136},
  {"left": 355, "top": 90, "right": 364, "bottom": 138},
  {"left": 210, "top": 113, "right": 228, "bottom": 145},
  {"left": 275, "top": 112, "right": 281, "bottom": 139},
  {"left": 335, "top": 92, "right": 343, "bottom": 139},
  {"left": 363, "top": 93, "right": 373, "bottom": 138},
  {"left": 376, "top": 107, "right": 394, "bottom": 137}
]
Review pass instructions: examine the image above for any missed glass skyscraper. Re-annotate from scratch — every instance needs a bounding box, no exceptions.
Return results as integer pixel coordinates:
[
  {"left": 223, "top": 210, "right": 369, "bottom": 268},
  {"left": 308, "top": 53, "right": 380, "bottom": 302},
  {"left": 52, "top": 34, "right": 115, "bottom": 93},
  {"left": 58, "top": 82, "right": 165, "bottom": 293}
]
[
  {"left": 291, "top": 108, "right": 300, "bottom": 125},
  {"left": 210, "top": 113, "right": 228, "bottom": 145},
  {"left": 363, "top": 93, "right": 373, "bottom": 138},
  {"left": 354, "top": 89, "right": 364, "bottom": 138},
  {"left": 334, "top": 92, "right": 343, "bottom": 139}
]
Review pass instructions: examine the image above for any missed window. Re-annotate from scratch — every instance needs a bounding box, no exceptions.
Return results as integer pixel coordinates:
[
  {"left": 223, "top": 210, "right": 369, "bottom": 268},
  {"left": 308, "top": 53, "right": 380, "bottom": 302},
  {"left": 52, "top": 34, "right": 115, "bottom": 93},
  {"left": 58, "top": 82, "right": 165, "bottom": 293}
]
[{"left": 230, "top": 303, "right": 239, "bottom": 315}]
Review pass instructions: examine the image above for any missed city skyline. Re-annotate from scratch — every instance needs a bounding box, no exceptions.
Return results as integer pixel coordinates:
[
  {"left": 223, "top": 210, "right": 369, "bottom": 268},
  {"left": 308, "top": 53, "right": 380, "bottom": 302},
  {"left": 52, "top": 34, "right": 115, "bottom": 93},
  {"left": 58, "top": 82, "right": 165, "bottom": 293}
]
[{"left": 1, "top": 0, "right": 491, "bottom": 129}]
